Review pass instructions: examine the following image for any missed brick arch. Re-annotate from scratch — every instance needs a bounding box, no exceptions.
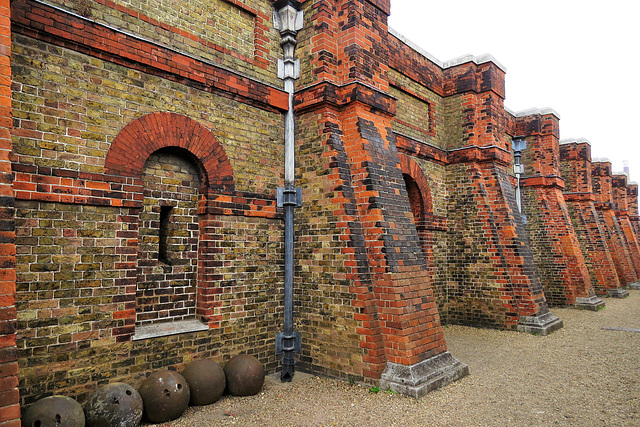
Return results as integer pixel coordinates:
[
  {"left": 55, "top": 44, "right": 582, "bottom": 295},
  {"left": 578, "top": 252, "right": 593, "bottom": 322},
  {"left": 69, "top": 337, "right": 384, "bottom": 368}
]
[
  {"left": 399, "top": 153, "right": 435, "bottom": 268},
  {"left": 398, "top": 153, "right": 433, "bottom": 216},
  {"left": 105, "top": 112, "right": 234, "bottom": 190}
]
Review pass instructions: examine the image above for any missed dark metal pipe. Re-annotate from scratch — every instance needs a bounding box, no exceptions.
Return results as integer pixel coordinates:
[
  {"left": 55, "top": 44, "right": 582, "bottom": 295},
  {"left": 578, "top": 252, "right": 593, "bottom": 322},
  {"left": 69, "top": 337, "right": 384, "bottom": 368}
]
[{"left": 274, "top": 0, "right": 303, "bottom": 383}]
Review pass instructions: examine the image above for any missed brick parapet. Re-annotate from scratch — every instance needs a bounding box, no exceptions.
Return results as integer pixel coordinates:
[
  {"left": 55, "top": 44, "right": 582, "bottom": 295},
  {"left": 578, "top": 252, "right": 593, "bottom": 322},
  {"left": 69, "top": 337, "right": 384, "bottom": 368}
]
[
  {"left": 559, "top": 140, "right": 592, "bottom": 194},
  {"left": 298, "top": 0, "right": 391, "bottom": 91},
  {"left": 443, "top": 61, "right": 506, "bottom": 99},
  {"left": 515, "top": 112, "right": 561, "bottom": 178},
  {"left": 612, "top": 174, "right": 629, "bottom": 213},
  {"left": 592, "top": 161, "right": 614, "bottom": 205}
]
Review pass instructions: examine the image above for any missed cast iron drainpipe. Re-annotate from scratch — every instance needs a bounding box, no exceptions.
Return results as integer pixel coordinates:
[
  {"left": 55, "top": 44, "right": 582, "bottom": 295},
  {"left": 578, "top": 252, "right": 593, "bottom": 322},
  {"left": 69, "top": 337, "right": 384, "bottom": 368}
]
[{"left": 274, "top": 0, "right": 303, "bottom": 383}]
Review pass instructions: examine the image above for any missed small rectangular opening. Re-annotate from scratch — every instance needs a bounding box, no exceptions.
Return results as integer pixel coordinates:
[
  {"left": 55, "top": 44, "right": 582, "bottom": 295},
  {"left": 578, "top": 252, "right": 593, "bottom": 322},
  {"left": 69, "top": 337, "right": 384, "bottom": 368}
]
[{"left": 159, "top": 205, "right": 172, "bottom": 264}]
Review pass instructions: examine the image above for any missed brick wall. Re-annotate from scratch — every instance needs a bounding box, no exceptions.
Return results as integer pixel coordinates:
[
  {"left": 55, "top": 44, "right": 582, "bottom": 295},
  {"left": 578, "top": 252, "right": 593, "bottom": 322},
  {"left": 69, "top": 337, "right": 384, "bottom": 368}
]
[
  {"left": 136, "top": 151, "right": 201, "bottom": 325},
  {"left": 559, "top": 140, "right": 625, "bottom": 297},
  {"left": 9, "top": 0, "right": 291, "bottom": 408},
  {"left": 515, "top": 112, "right": 600, "bottom": 309},
  {"left": 293, "top": 0, "right": 453, "bottom": 384},
  {"left": 0, "top": 0, "right": 18, "bottom": 424},
  {"left": 629, "top": 183, "right": 640, "bottom": 238},
  {"left": 42, "top": 0, "right": 279, "bottom": 85},
  {"left": 612, "top": 174, "right": 640, "bottom": 278},
  {"left": 592, "top": 161, "right": 639, "bottom": 285},
  {"left": 5, "top": 0, "right": 640, "bottom": 416}
]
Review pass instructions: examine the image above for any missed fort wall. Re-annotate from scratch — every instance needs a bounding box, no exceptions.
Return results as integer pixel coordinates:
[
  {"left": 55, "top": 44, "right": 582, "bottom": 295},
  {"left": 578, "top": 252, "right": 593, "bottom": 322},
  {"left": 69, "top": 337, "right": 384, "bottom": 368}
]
[{"left": 0, "top": 0, "right": 638, "bottom": 422}]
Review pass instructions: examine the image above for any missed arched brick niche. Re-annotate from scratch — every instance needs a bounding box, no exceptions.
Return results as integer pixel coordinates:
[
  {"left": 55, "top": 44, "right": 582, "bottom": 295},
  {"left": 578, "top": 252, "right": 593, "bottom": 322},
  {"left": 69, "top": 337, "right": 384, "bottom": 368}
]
[
  {"left": 104, "top": 112, "right": 236, "bottom": 338},
  {"left": 399, "top": 153, "right": 434, "bottom": 266},
  {"left": 104, "top": 111, "right": 235, "bottom": 192},
  {"left": 398, "top": 153, "right": 433, "bottom": 218}
]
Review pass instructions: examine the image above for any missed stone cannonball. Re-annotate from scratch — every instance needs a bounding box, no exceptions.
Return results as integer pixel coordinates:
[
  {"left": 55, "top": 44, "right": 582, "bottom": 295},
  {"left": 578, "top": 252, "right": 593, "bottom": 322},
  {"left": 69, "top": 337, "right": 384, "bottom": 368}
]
[
  {"left": 182, "top": 359, "right": 226, "bottom": 406},
  {"left": 84, "top": 382, "right": 143, "bottom": 427},
  {"left": 138, "top": 370, "right": 190, "bottom": 423},
  {"left": 23, "top": 395, "right": 85, "bottom": 427},
  {"left": 223, "top": 354, "right": 265, "bottom": 397}
]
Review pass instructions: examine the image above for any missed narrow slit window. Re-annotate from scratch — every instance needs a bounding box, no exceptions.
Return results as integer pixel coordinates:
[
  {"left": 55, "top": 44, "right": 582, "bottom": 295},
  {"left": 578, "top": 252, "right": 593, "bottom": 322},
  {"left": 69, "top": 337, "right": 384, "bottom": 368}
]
[{"left": 159, "top": 205, "right": 172, "bottom": 264}]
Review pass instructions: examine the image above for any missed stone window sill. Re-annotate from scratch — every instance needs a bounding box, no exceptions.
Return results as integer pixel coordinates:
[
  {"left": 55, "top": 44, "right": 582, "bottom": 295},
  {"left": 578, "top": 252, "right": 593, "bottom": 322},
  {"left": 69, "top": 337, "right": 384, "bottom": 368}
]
[{"left": 132, "top": 319, "right": 209, "bottom": 341}]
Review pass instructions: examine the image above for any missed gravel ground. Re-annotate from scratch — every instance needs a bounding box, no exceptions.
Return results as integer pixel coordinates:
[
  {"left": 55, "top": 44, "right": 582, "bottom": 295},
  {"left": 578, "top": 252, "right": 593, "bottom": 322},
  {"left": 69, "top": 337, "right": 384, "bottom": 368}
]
[{"left": 152, "top": 291, "right": 640, "bottom": 426}]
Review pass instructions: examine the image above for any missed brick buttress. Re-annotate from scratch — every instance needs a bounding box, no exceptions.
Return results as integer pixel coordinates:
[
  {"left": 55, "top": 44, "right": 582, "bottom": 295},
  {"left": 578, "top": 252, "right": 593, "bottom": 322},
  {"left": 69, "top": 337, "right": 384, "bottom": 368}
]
[
  {"left": 592, "top": 161, "right": 640, "bottom": 288},
  {"left": 559, "top": 140, "right": 628, "bottom": 297},
  {"left": 514, "top": 112, "right": 603, "bottom": 309}
]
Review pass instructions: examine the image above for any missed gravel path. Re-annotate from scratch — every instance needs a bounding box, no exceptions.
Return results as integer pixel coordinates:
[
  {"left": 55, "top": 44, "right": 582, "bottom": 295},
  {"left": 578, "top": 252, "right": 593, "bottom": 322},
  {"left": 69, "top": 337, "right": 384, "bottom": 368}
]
[{"left": 155, "top": 291, "right": 640, "bottom": 426}]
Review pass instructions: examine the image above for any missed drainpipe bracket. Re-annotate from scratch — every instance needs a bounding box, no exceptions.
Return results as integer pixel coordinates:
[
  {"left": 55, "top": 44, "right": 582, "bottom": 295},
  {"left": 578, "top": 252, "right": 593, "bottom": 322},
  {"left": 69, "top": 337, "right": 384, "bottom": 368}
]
[
  {"left": 277, "top": 58, "right": 301, "bottom": 80},
  {"left": 277, "top": 186, "right": 302, "bottom": 207},
  {"left": 275, "top": 331, "right": 301, "bottom": 354}
]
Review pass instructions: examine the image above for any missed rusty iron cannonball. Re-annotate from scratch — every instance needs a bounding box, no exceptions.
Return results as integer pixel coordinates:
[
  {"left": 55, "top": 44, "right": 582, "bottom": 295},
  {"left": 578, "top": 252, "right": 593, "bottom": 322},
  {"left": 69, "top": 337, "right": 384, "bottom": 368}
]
[
  {"left": 22, "top": 395, "right": 85, "bottom": 427},
  {"left": 182, "top": 359, "right": 226, "bottom": 406},
  {"left": 223, "top": 354, "right": 265, "bottom": 397},
  {"left": 84, "top": 382, "right": 143, "bottom": 427},
  {"left": 138, "top": 370, "right": 190, "bottom": 423}
]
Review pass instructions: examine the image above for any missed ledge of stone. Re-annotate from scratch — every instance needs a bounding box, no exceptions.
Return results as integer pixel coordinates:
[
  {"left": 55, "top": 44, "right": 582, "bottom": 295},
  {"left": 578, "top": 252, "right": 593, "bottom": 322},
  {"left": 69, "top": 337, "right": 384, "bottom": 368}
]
[
  {"left": 575, "top": 296, "right": 605, "bottom": 311},
  {"left": 607, "top": 288, "right": 630, "bottom": 298},
  {"left": 132, "top": 319, "right": 209, "bottom": 341},
  {"left": 627, "top": 282, "right": 640, "bottom": 290},
  {"left": 517, "top": 312, "right": 564, "bottom": 336},
  {"left": 379, "top": 351, "right": 469, "bottom": 398}
]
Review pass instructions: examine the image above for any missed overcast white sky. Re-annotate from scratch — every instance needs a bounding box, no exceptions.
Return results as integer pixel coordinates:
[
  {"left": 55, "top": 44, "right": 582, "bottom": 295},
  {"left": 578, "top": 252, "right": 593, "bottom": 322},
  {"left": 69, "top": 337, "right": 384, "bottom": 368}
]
[{"left": 388, "top": 0, "right": 640, "bottom": 182}]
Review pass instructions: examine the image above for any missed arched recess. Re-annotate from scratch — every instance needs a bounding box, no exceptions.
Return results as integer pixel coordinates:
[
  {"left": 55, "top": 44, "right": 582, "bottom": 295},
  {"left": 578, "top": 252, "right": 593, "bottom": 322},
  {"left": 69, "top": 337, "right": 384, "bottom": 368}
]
[
  {"left": 398, "top": 153, "right": 434, "bottom": 267},
  {"left": 104, "top": 112, "right": 235, "bottom": 336},
  {"left": 104, "top": 111, "right": 235, "bottom": 191}
]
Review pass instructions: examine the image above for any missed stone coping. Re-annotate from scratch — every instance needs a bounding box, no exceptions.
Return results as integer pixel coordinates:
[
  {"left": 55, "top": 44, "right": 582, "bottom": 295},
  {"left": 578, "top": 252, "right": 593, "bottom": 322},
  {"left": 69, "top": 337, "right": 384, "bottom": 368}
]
[{"left": 132, "top": 319, "right": 209, "bottom": 341}]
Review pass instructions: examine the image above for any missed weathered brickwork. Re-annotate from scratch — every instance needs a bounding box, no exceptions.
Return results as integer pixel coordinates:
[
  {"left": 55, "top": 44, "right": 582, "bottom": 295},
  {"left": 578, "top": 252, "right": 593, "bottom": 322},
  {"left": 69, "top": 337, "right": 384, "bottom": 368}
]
[
  {"left": 515, "top": 112, "right": 601, "bottom": 309},
  {"left": 389, "top": 69, "right": 442, "bottom": 146},
  {"left": 10, "top": 34, "right": 284, "bottom": 194},
  {"left": 137, "top": 152, "right": 200, "bottom": 325},
  {"left": 0, "top": 0, "right": 18, "bottom": 425},
  {"left": 612, "top": 174, "right": 640, "bottom": 278},
  {"left": 1, "top": 0, "right": 639, "bottom": 421},
  {"left": 592, "top": 161, "right": 639, "bottom": 285},
  {"left": 41, "top": 0, "right": 280, "bottom": 84},
  {"left": 7, "top": 0, "right": 290, "bottom": 411},
  {"left": 559, "top": 140, "right": 624, "bottom": 297},
  {"left": 629, "top": 184, "right": 640, "bottom": 238},
  {"left": 293, "top": 0, "right": 456, "bottom": 389}
]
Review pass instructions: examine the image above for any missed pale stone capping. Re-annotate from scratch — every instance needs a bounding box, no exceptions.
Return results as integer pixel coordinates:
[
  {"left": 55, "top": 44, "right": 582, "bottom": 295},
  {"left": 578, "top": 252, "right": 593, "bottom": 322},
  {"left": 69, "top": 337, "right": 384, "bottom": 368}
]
[
  {"left": 389, "top": 27, "right": 507, "bottom": 72},
  {"left": 132, "top": 319, "right": 209, "bottom": 341}
]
